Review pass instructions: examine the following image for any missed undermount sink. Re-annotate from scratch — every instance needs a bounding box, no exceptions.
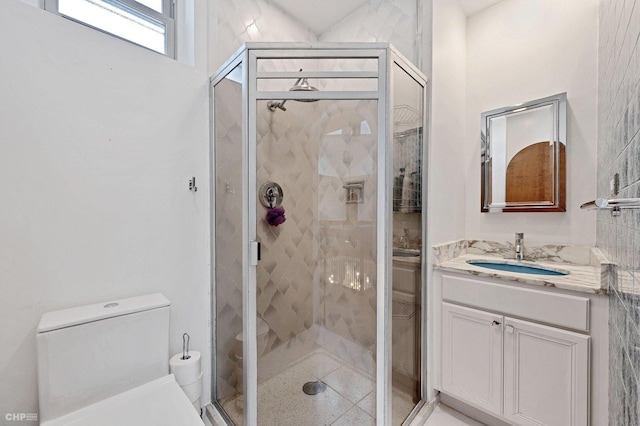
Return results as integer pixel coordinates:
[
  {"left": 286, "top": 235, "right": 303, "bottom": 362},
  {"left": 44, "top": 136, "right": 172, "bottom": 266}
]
[
  {"left": 466, "top": 260, "right": 569, "bottom": 276},
  {"left": 393, "top": 248, "right": 420, "bottom": 258}
]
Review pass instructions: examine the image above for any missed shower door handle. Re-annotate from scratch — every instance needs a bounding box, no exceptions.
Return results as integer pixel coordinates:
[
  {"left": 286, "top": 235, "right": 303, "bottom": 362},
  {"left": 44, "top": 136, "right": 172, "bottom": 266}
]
[{"left": 250, "top": 241, "right": 260, "bottom": 265}]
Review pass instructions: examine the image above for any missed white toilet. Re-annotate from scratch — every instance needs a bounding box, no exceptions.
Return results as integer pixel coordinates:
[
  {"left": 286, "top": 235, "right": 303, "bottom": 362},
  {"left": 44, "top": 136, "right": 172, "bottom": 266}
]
[
  {"left": 36, "top": 293, "right": 204, "bottom": 426},
  {"left": 235, "top": 316, "right": 270, "bottom": 358}
]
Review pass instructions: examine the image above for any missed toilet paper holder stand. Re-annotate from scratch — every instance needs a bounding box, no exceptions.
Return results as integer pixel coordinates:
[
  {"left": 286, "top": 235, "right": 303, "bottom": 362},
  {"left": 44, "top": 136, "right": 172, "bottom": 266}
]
[{"left": 182, "top": 333, "right": 191, "bottom": 360}]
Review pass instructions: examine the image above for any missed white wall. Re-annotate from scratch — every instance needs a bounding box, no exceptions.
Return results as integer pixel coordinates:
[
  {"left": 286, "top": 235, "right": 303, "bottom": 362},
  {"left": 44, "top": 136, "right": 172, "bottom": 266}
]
[
  {"left": 0, "top": 0, "right": 211, "bottom": 418},
  {"left": 464, "top": 0, "right": 599, "bottom": 246},
  {"left": 429, "top": 0, "right": 467, "bottom": 246},
  {"left": 424, "top": 0, "right": 467, "bottom": 404}
]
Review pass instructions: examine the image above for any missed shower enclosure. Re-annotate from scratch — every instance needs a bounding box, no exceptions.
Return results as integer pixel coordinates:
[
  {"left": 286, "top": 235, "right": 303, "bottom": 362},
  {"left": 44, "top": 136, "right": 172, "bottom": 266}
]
[{"left": 210, "top": 43, "right": 428, "bottom": 425}]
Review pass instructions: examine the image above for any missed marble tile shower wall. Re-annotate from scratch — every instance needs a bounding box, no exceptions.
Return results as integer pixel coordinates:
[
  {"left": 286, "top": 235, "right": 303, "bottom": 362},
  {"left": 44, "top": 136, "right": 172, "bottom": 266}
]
[
  {"left": 597, "top": 0, "right": 640, "bottom": 424},
  {"left": 256, "top": 101, "right": 318, "bottom": 357},
  {"left": 319, "top": 0, "right": 418, "bottom": 63},
  {"left": 210, "top": 0, "right": 315, "bottom": 72},
  {"left": 317, "top": 100, "right": 379, "bottom": 368},
  {"left": 210, "top": 0, "right": 418, "bottom": 72},
  {"left": 211, "top": 0, "right": 421, "bottom": 389},
  {"left": 256, "top": 97, "right": 380, "bottom": 376}
]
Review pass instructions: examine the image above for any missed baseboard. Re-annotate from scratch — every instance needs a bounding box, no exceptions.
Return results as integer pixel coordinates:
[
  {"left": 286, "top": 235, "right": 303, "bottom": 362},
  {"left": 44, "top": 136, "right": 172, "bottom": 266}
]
[{"left": 440, "top": 394, "right": 511, "bottom": 426}]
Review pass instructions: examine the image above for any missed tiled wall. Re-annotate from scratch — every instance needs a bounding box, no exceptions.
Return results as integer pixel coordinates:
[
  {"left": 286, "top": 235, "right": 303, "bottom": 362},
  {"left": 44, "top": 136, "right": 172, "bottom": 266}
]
[
  {"left": 210, "top": 4, "right": 428, "bottom": 403},
  {"left": 255, "top": 100, "right": 318, "bottom": 356},
  {"left": 209, "top": 0, "right": 315, "bottom": 73},
  {"left": 211, "top": 0, "right": 423, "bottom": 381},
  {"left": 209, "top": 0, "right": 419, "bottom": 73},
  {"left": 597, "top": 0, "right": 640, "bottom": 424},
  {"left": 319, "top": 0, "right": 418, "bottom": 64},
  {"left": 316, "top": 99, "right": 379, "bottom": 365},
  {"left": 256, "top": 96, "right": 380, "bottom": 375}
]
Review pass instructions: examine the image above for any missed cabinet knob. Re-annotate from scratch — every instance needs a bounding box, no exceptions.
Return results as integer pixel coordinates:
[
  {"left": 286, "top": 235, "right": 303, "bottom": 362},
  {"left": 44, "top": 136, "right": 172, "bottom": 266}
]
[
  {"left": 491, "top": 320, "right": 501, "bottom": 327},
  {"left": 505, "top": 325, "right": 515, "bottom": 334}
]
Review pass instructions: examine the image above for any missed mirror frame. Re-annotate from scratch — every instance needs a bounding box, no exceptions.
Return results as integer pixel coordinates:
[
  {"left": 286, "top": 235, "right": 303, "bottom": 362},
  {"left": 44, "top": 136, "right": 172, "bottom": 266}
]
[{"left": 481, "top": 92, "right": 567, "bottom": 213}]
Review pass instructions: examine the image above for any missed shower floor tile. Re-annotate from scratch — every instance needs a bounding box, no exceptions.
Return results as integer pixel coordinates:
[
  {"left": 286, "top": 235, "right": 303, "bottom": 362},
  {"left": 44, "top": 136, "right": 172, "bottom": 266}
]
[
  {"left": 331, "top": 406, "right": 375, "bottom": 426},
  {"left": 259, "top": 385, "right": 352, "bottom": 425},
  {"left": 322, "top": 365, "right": 376, "bottom": 404},
  {"left": 219, "top": 349, "right": 416, "bottom": 425},
  {"left": 355, "top": 388, "right": 417, "bottom": 426},
  {"left": 356, "top": 391, "right": 376, "bottom": 417},
  {"left": 289, "top": 350, "right": 343, "bottom": 379}
]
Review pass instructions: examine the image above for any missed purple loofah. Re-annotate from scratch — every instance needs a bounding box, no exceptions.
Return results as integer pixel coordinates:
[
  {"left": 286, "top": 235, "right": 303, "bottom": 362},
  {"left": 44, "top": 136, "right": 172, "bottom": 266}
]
[{"left": 265, "top": 206, "right": 286, "bottom": 226}]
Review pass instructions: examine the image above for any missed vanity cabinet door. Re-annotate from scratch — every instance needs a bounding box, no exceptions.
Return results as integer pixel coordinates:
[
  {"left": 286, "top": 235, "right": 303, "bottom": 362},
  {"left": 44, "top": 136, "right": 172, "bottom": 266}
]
[
  {"left": 503, "top": 317, "right": 589, "bottom": 426},
  {"left": 442, "top": 302, "right": 503, "bottom": 416},
  {"left": 392, "top": 260, "right": 420, "bottom": 294}
]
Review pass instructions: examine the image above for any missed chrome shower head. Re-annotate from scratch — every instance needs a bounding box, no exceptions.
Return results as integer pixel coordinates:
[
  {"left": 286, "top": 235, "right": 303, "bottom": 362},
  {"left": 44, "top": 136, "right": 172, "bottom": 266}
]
[
  {"left": 289, "top": 77, "right": 318, "bottom": 103},
  {"left": 267, "top": 70, "right": 319, "bottom": 111},
  {"left": 289, "top": 77, "right": 318, "bottom": 93}
]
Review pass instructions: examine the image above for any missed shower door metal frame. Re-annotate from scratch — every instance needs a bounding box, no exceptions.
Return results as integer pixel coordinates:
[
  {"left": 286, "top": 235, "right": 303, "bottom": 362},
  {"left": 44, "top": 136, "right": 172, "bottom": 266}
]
[
  {"left": 210, "top": 42, "right": 429, "bottom": 426},
  {"left": 246, "top": 43, "right": 391, "bottom": 426},
  {"left": 387, "top": 47, "right": 431, "bottom": 424},
  {"left": 209, "top": 45, "right": 250, "bottom": 426}
]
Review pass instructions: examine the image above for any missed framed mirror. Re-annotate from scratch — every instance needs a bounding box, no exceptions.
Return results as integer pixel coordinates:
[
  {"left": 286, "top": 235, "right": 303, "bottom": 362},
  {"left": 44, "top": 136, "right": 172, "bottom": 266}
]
[{"left": 481, "top": 92, "right": 567, "bottom": 212}]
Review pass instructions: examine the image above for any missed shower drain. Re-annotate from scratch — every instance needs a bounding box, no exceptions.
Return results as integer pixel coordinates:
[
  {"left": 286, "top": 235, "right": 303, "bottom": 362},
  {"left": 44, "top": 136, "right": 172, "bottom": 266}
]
[{"left": 302, "top": 380, "right": 327, "bottom": 395}]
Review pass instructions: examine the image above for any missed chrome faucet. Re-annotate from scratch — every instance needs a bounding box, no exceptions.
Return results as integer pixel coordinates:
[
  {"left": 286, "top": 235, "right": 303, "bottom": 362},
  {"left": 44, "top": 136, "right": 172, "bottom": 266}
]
[{"left": 515, "top": 233, "right": 524, "bottom": 261}]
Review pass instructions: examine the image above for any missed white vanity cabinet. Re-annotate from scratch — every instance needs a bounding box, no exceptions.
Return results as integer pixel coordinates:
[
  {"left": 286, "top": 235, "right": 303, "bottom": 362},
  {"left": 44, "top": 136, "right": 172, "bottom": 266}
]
[
  {"left": 392, "top": 258, "right": 421, "bottom": 384},
  {"left": 438, "top": 273, "right": 595, "bottom": 426},
  {"left": 502, "top": 317, "right": 589, "bottom": 426},
  {"left": 442, "top": 303, "right": 504, "bottom": 416}
]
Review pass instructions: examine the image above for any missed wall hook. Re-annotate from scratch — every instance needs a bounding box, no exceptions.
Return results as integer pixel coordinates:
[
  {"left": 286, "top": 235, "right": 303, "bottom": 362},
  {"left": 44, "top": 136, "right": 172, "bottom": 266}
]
[{"left": 189, "top": 177, "right": 198, "bottom": 192}]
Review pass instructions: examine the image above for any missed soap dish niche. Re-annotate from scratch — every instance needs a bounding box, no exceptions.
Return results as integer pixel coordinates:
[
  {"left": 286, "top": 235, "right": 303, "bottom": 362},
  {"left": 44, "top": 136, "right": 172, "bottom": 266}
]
[{"left": 344, "top": 181, "right": 364, "bottom": 204}]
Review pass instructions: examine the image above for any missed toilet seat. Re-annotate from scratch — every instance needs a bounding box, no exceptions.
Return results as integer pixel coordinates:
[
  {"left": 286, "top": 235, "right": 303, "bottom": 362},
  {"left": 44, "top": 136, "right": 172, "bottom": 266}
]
[
  {"left": 41, "top": 375, "right": 204, "bottom": 426},
  {"left": 235, "top": 317, "right": 269, "bottom": 341}
]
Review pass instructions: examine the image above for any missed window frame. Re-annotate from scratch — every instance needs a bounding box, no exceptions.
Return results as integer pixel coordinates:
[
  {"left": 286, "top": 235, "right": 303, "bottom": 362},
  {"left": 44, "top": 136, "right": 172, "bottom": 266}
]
[{"left": 44, "top": 0, "right": 176, "bottom": 58}]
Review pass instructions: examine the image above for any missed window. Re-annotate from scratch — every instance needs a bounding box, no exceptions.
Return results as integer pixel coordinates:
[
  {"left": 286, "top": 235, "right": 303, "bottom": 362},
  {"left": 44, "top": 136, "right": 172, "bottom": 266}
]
[{"left": 45, "top": 0, "right": 175, "bottom": 57}]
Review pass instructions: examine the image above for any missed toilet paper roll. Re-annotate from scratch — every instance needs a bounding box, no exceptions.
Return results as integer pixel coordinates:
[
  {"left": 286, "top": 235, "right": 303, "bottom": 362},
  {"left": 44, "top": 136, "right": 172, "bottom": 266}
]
[
  {"left": 181, "top": 372, "right": 203, "bottom": 402},
  {"left": 170, "top": 351, "right": 201, "bottom": 385}
]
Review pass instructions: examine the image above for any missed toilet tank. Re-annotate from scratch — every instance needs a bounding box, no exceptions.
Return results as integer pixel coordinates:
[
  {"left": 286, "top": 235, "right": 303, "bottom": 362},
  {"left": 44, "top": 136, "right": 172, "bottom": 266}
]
[{"left": 36, "top": 293, "right": 171, "bottom": 423}]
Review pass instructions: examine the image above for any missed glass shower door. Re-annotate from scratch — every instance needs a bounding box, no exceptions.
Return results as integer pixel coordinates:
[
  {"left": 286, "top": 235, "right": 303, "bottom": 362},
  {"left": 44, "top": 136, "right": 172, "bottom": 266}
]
[
  {"left": 390, "top": 57, "right": 426, "bottom": 425},
  {"left": 252, "top": 96, "right": 381, "bottom": 425},
  {"left": 211, "top": 45, "right": 428, "bottom": 426},
  {"left": 248, "top": 49, "right": 385, "bottom": 425},
  {"left": 212, "top": 62, "right": 246, "bottom": 425}
]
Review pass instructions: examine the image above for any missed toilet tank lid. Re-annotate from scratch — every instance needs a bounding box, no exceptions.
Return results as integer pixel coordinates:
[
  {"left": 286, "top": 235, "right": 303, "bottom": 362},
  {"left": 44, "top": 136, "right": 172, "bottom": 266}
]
[{"left": 37, "top": 293, "right": 170, "bottom": 333}]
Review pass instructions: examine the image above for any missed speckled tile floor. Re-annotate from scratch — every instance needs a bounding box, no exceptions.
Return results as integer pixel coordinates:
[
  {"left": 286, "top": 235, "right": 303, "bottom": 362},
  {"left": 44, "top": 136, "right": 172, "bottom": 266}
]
[{"left": 219, "top": 349, "right": 416, "bottom": 425}]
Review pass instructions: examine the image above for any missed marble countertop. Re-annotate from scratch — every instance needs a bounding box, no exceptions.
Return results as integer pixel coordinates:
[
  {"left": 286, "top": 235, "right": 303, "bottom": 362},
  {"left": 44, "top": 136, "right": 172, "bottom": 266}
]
[
  {"left": 393, "top": 256, "right": 421, "bottom": 265},
  {"left": 433, "top": 240, "right": 612, "bottom": 295},
  {"left": 392, "top": 247, "right": 421, "bottom": 265}
]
